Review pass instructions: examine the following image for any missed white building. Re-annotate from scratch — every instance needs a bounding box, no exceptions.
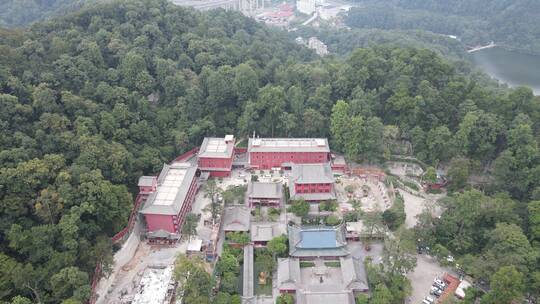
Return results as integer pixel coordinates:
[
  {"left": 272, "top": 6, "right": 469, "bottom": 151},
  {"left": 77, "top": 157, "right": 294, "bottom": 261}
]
[
  {"left": 308, "top": 37, "right": 329, "bottom": 56},
  {"left": 297, "top": 0, "right": 318, "bottom": 15}
]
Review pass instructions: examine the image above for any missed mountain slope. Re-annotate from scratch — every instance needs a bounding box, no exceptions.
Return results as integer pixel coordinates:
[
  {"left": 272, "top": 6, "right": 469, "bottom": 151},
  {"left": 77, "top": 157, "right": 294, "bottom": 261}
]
[
  {"left": 0, "top": 0, "right": 97, "bottom": 27},
  {"left": 345, "top": 0, "right": 540, "bottom": 54}
]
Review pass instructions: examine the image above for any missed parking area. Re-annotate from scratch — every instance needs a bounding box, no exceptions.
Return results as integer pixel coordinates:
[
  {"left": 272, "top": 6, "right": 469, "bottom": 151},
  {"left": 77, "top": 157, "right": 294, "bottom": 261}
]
[{"left": 407, "top": 254, "right": 457, "bottom": 304}]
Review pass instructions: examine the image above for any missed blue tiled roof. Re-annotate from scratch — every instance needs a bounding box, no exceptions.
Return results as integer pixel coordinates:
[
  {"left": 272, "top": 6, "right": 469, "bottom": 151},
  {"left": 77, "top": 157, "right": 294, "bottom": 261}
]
[
  {"left": 298, "top": 230, "right": 337, "bottom": 249},
  {"left": 288, "top": 225, "right": 349, "bottom": 257}
]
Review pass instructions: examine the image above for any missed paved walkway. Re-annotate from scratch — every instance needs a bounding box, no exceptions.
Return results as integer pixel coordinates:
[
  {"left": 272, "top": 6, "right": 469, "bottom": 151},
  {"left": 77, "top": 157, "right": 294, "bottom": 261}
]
[{"left": 243, "top": 245, "right": 255, "bottom": 301}]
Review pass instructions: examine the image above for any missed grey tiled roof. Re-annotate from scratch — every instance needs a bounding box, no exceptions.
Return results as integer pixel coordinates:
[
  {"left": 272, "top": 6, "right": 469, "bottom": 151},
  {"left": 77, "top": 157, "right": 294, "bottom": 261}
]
[
  {"left": 277, "top": 258, "right": 301, "bottom": 290},
  {"left": 248, "top": 138, "right": 330, "bottom": 153},
  {"left": 139, "top": 163, "right": 197, "bottom": 216},
  {"left": 247, "top": 182, "right": 283, "bottom": 199},
  {"left": 250, "top": 223, "right": 279, "bottom": 242},
  {"left": 290, "top": 163, "right": 334, "bottom": 184},
  {"left": 198, "top": 137, "right": 234, "bottom": 159},
  {"left": 138, "top": 176, "right": 155, "bottom": 187},
  {"left": 223, "top": 205, "right": 251, "bottom": 231},
  {"left": 340, "top": 256, "right": 369, "bottom": 291},
  {"left": 296, "top": 290, "right": 355, "bottom": 304},
  {"left": 332, "top": 155, "right": 346, "bottom": 166}
]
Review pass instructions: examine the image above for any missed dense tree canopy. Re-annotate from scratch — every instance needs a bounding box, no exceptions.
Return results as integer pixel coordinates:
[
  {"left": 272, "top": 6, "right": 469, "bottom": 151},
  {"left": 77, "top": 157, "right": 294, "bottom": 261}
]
[
  {"left": 0, "top": 0, "right": 313, "bottom": 302},
  {"left": 345, "top": 0, "right": 540, "bottom": 55},
  {"left": 1, "top": 0, "right": 540, "bottom": 302},
  {"left": 0, "top": 0, "right": 97, "bottom": 28}
]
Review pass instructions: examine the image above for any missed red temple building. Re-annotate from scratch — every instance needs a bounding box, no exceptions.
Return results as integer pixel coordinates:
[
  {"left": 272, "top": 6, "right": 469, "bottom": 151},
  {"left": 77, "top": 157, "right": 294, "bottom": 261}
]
[
  {"left": 289, "top": 162, "right": 336, "bottom": 202},
  {"left": 197, "top": 135, "right": 235, "bottom": 177},
  {"left": 137, "top": 175, "right": 157, "bottom": 195},
  {"left": 248, "top": 138, "right": 330, "bottom": 170},
  {"left": 247, "top": 181, "right": 283, "bottom": 208},
  {"left": 139, "top": 162, "right": 198, "bottom": 241}
]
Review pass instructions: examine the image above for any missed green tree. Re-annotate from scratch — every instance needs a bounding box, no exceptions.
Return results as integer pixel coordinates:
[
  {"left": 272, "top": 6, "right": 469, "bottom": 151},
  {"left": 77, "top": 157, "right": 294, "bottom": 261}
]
[
  {"left": 382, "top": 228, "right": 417, "bottom": 276},
  {"left": 174, "top": 255, "right": 212, "bottom": 304},
  {"left": 447, "top": 157, "right": 470, "bottom": 192},
  {"left": 226, "top": 232, "right": 250, "bottom": 246},
  {"left": 267, "top": 235, "right": 288, "bottom": 258},
  {"left": 423, "top": 167, "right": 437, "bottom": 184},
  {"left": 325, "top": 215, "right": 341, "bottom": 226},
  {"left": 255, "top": 251, "right": 276, "bottom": 277},
  {"left": 330, "top": 100, "right": 351, "bottom": 152},
  {"left": 480, "top": 223, "right": 536, "bottom": 279},
  {"left": 528, "top": 200, "right": 540, "bottom": 244},
  {"left": 50, "top": 267, "right": 90, "bottom": 302},
  {"left": 371, "top": 283, "right": 392, "bottom": 304},
  {"left": 182, "top": 213, "right": 200, "bottom": 241},
  {"left": 234, "top": 64, "right": 258, "bottom": 102},
  {"left": 204, "top": 179, "right": 222, "bottom": 225},
  {"left": 214, "top": 292, "right": 230, "bottom": 304},
  {"left": 215, "top": 252, "right": 239, "bottom": 276},
  {"left": 220, "top": 272, "right": 238, "bottom": 294},
  {"left": 10, "top": 296, "right": 33, "bottom": 304},
  {"left": 287, "top": 199, "right": 310, "bottom": 218},
  {"left": 481, "top": 266, "right": 524, "bottom": 304},
  {"left": 276, "top": 293, "right": 294, "bottom": 304}
]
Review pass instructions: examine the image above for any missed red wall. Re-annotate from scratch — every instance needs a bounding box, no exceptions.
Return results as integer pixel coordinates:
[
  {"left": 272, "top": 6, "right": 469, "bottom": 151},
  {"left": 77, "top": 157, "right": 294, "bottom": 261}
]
[
  {"left": 145, "top": 214, "right": 175, "bottom": 233},
  {"left": 249, "top": 152, "right": 329, "bottom": 169},
  {"left": 248, "top": 197, "right": 281, "bottom": 207},
  {"left": 145, "top": 175, "right": 198, "bottom": 234},
  {"left": 210, "top": 170, "right": 231, "bottom": 177},
  {"left": 199, "top": 157, "right": 233, "bottom": 169},
  {"left": 139, "top": 185, "right": 155, "bottom": 194},
  {"left": 294, "top": 182, "right": 332, "bottom": 194}
]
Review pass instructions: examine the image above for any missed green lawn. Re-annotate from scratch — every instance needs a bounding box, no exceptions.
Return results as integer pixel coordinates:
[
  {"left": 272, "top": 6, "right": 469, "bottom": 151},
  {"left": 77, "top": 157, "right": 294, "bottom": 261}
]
[
  {"left": 300, "top": 261, "right": 315, "bottom": 268},
  {"left": 324, "top": 261, "right": 341, "bottom": 267}
]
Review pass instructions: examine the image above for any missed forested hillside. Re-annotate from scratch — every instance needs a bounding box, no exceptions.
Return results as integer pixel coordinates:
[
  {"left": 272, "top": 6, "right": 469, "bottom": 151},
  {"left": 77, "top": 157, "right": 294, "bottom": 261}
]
[
  {"left": 0, "top": 0, "right": 539, "bottom": 302},
  {"left": 0, "top": 1, "right": 313, "bottom": 302},
  {"left": 345, "top": 0, "right": 540, "bottom": 54},
  {"left": 295, "top": 26, "right": 468, "bottom": 59},
  {"left": 0, "top": 0, "right": 96, "bottom": 28}
]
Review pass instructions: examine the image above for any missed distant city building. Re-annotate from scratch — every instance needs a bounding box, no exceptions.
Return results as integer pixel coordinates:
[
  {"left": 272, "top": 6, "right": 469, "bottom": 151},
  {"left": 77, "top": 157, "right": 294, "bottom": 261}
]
[
  {"left": 247, "top": 181, "right": 284, "bottom": 207},
  {"left": 308, "top": 36, "right": 329, "bottom": 56},
  {"left": 248, "top": 137, "right": 330, "bottom": 170},
  {"left": 257, "top": 2, "right": 295, "bottom": 27},
  {"left": 296, "top": 0, "right": 317, "bottom": 15},
  {"left": 197, "top": 135, "right": 235, "bottom": 177},
  {"left": 289, "top": 162, "right": 336, "bottom": 201},
  {"left": 139, "top": 162, "right": 198, "bottom": 240}
]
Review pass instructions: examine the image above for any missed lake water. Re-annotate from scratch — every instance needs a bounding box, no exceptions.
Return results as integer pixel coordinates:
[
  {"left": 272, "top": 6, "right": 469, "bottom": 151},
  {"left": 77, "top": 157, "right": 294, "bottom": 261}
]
[{"left": 471, "top": 47, "right": 540, "bottom": 95}]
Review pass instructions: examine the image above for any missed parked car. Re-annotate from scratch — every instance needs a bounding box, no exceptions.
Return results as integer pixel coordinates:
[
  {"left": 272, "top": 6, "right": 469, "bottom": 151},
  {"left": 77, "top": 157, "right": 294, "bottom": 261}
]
[
  {"left": 425, "top": 296, "right": 435, "bottom": 303},
  {"left": 434, "top": 278, "right": 445, "bottom": 286},
  {"left": 430, "top": 287, "right": 443, "bottom": 297},
  {"left": 433, "top": 282, "right": 445, "bottom": 290}
]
